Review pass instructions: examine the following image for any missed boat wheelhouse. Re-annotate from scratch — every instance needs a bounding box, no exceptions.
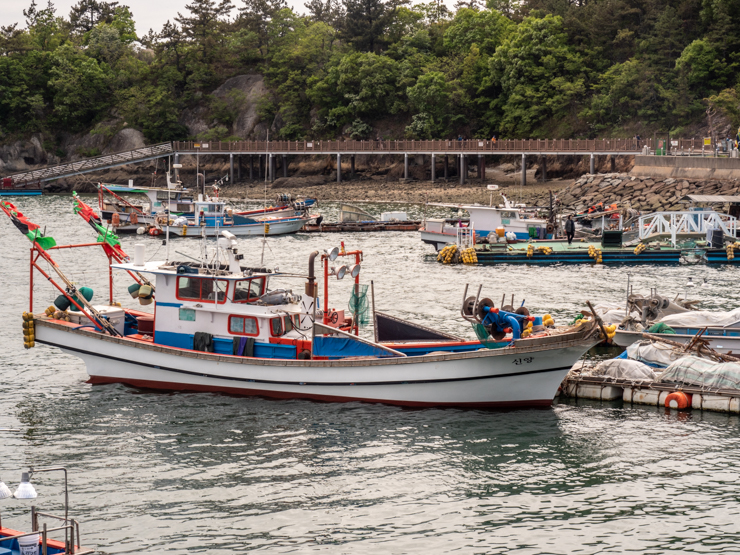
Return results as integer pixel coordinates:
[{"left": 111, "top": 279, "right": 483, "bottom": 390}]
[{"left": 421, "top": 200, "right": 551, "bottom": 251}]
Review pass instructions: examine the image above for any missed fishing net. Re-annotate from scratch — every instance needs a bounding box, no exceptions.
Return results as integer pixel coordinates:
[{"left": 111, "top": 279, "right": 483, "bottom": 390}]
[
  {"left": 471, "top": 322, "right": 500, "bottom": 349},
  {"left": 348, "top": 284, "right": 370, "bottom": 328}
]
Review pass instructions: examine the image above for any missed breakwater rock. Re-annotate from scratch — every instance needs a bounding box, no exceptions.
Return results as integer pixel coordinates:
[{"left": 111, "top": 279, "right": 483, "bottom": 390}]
[{"left": 558, "top": 173, "right": 740, "bottom": 212}]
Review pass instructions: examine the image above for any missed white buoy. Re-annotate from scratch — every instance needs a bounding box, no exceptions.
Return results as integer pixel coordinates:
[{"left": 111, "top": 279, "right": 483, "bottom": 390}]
[
  {"left": 134, "top": 243, "right": 146, "bottom": 266},
  {"left": 136, "top": 226, "right": 145, "bottom": 235}
]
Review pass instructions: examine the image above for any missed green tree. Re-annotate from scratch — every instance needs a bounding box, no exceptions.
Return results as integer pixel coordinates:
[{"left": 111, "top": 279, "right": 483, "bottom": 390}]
[
  {"left": 309, "top": 51, "right": 402, "bottom": 129},
  {"left": 175, "top": 0, "right": 234, "bottom": 64},
  {"left": 486, "top": 14, "right": 585, "bottom": 136},
  {"left": 405, "top": 71, "right": 449, "bottom": 137},
  {"left": 341, "top": 0, "right": 402, "bottom": 53},
  {"left": 48, "top": 44, "right": 113, "bottom": 130},
  {"left": 69, "top": 0, "right": 120, "bottom": 33},
  {"left": 443, "top": 7, "right": 512, "bottom": 55}
]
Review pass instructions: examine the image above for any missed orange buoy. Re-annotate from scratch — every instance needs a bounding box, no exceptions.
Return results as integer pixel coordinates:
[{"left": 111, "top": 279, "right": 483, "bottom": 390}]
[
  {"left": 665, "top": 391, "right": 692, "bottom": 410},
  {"left": 111, "top": 213, "right": 120, "bottom": 226},
  {"left": 148, "top": 227, "right": 161, "bottom": 236}
]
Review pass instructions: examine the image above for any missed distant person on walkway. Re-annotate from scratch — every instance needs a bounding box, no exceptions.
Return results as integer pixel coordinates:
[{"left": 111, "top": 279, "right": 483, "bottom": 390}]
[
  {"left": 458, "top": 135, "right": 463, "bottom": 141},
  {"left": 565, "top": 215, "right": 575, "bottom": 245},
  {"left": 492, "top": 136, "right": 497, "bottom": 145}
]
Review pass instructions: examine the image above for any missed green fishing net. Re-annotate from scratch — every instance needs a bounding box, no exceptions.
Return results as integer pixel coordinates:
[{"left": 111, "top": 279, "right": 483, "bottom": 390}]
[
  {"left": 348, "top": 284, "right": 370, "bottom": 328},
  {"left": 472, "top": 322, "right": 500, "bottom": 349}
]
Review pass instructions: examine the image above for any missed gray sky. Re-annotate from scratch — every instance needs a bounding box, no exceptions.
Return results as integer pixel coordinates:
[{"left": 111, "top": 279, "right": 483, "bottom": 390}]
[{"left": 2, "top": 0, "right": 455, "bottom": 36}]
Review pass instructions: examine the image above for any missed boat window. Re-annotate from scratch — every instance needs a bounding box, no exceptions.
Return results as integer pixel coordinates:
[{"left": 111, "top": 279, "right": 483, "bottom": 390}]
[
  {"left": 270, "top": 318, "right": 282, "bottom": 336},
  {"left": 501, "top": 211, "right": 516, "bottom": 219},
  {"left": 229, "top": 315, "right": 259, "bottom": 336},
  {"left": 177, "top": 276, "right": 228, "bottom": 304},
  {"left": 233, "top": 278, "right": 265, "bottom": 302},
  {"left": 283, "top": 315, "right": 294, "bottom": 333}
]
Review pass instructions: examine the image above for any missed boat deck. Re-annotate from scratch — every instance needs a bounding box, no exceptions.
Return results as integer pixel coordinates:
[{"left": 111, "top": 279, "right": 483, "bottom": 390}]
[{"left": 472, "top": 240, "right": 683, "bottom": 265}]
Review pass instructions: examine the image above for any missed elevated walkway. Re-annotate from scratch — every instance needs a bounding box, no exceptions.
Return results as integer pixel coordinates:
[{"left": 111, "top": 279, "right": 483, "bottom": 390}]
[{"left": 2, "top": 143, "right": 173, "bottom": 188}]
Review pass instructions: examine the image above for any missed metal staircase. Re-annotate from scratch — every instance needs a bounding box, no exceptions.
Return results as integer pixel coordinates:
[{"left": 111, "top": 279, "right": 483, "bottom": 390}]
[{"left": 2, "top": 142, "right": 174, "bottom": 188}]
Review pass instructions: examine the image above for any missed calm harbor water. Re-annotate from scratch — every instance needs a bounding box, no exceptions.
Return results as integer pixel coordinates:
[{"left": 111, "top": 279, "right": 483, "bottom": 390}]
[{"left": 1, "top": 195, "right": 740, "bottom": 553}]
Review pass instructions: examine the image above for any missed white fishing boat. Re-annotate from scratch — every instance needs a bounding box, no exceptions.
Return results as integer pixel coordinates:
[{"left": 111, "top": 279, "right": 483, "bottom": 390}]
[
  {"left": 99, "top": 171, "right": 318, "bottom": 236},
  {"left": 5, "top": 199, "right": 601, "bottom": 409},
  {"left": 421, "top": 196, "right": 552, "bottom": 251},
  {"left": 612, "top": 329, "right": 740, "bottom": 353}
]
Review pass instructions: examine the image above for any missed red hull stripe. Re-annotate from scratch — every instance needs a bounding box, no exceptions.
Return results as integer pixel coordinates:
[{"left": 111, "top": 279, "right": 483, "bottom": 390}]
[
  {"left": 37, "top": 339, "right": 571, "bottom": 387},
  {"left": 87, "top": 375, "right": 554, "bottom": 409}
]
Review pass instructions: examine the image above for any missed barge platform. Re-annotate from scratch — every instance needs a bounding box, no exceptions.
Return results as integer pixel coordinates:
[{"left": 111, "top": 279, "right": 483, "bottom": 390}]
[{"left": 561, "top": 373, "right": 740, "bottom": 414}]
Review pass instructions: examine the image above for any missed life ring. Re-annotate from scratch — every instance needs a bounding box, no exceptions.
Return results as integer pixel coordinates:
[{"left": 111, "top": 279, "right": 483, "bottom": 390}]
[
  {"left": 665, "top": 391, "right": 691, "bottom": 410},
  {"left": 546, "top": 223, "right": 554, "bottom": 234},
  {"left": 148, "top": 227, "right": 161, "bottom": 236},
  {"left": 111, "top": 213, "right": 120, "bottom": 226},
  {"left": 131, "top": 212, "right": 138, "bottom": 224}
]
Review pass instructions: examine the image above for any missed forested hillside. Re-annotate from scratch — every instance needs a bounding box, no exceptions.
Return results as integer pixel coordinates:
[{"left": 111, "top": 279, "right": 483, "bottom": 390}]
[{"left": 0, "top": 0, "right": 738, "bottom": 147}]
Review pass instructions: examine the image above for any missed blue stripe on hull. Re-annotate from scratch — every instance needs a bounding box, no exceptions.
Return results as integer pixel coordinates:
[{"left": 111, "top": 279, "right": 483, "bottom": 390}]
[
  {"left": 0, "top": 191, "right": 43, "bottom": 196},
  {"left": 154, "top": 330, "right": 297, "bottom": 359}
]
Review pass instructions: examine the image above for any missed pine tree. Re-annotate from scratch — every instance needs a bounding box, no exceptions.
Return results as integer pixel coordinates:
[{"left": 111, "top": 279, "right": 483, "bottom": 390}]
[
  {"left": 341, "top": 0, "right": 400, "bottom": 52},
  {"left": 238, "top": 0, "right": 287, "bottom": 55},
  {"left": 69, "top": 0, "right": 120, "bottom": 33},
  {"left": 175, "top": 0, "right": 234, "bottom": 63}
]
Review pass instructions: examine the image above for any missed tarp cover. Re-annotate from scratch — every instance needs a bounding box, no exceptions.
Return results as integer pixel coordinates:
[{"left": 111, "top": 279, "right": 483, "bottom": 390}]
[
  {"left": 375, "top": 312, "right": 460, "bottom": 343},
  {"left": 312, "top": 335, "right": 402, "bottom": 358},
  {"left": 626, "top": 340, "right": 684, "bottom": 368},
  {"left": 593, "top": 302, "right": 627, "bottom": 325},
  {"left": 660, "top": 355, "right": 740, "bottom": 389},
  {"left": 589, "top": 359, "right": 657, "bottom": 380},
  {"left": 659, "top": 307, "right": 740, "bottom": 328}
]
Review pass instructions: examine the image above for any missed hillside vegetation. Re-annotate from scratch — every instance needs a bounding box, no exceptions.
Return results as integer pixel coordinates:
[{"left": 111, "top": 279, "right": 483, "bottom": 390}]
[{"left": 1, "top": 0, "right": 739, "bottom": 147}]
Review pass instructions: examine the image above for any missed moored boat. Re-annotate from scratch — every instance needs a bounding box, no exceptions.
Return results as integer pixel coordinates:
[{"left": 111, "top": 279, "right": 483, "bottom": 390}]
[
  {"left": 4, "top": 199, "right": 601, "bottom": 409},
  {"left": 421, "top": 196, "right": 553, "bottom": 251},
  {"left": 98, "top": 172, "right": 319, "bottom": 236}
]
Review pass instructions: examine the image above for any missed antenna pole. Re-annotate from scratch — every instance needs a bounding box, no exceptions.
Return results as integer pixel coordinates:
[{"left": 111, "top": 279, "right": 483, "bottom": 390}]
[{"left": 166, "top": 157, "right": 171, "bottom": 262}]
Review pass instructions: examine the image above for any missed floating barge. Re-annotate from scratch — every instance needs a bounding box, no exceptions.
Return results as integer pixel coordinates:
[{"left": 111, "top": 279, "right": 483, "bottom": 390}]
[
  {"left": 303, "top": 221, "right": 422, "bottom": 233},
  {"left": 561, "top": 374, "right": 740, "bottom": 414},
  {"left": 474, "top": 242, "right": 682, "bottom": 265}
]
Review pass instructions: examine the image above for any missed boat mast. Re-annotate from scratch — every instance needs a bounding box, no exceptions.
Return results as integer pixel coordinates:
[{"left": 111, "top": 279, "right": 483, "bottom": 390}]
[{"left": 261, "top": 130, "right": 269, "bottom": 266}]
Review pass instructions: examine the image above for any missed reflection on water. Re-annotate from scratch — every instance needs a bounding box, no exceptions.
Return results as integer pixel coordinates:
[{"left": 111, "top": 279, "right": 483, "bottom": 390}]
[{"left": 1, "top": 195, "right": 739, "bottom": 553}]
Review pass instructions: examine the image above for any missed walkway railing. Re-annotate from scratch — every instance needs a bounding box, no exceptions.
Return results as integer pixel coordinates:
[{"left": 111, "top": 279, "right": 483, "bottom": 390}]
[
  {"left": 173, "top": 138, "right": 647, "bottom": 153},
  {"left": 639, "top": 210, "right": 738, "bottom": 246},
  {"left": 4, "top": 143, "right": 173, "bottom": 187}
]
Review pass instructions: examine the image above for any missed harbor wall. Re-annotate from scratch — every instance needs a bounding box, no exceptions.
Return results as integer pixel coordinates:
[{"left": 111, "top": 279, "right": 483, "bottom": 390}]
[
  {"left": 556, "top": 172, "right": 740, "bottom": 212},
  {"left": 631, "top": 155, "right": 740, "bottom": 180}
]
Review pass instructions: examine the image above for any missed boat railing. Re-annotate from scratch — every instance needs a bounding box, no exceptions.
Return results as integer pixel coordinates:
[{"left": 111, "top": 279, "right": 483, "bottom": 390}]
[
  {"left": 32, "top": 508, "right": 84, "bottom": 554},
  {"left": 456, "top": 224, "right": 476, "bottom": 248},
  {"left": 639, "top": 210, "right": 738, "bottom": 247},
  {"left": 2, "top": 518, "right": 85, "bottom": 554}
]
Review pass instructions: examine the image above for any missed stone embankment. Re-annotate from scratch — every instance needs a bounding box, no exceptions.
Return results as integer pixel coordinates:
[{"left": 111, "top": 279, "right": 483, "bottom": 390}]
[{"left": 556, "top": 173, "right": 740, "bottom": 212}]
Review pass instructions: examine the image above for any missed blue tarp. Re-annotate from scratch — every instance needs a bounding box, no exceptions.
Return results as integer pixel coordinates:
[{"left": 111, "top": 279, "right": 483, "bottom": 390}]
[{"left": 312, "top": 335, "right": 401, "bottom": 358}]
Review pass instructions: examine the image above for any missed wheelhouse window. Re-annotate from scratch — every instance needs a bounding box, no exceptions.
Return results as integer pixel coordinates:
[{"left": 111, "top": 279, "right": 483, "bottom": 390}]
[
  {"left": 233, "top": 278, "right": 265, "bottom": 303},
  {"left": 228, "top": 315, "right": 259, "bottom": 336},
  {"left": 270, "top": 318, "right": 282, "bottom": 336},
  {"left": 282, "top": 315, "right": 299, "bottom": 333},
  {"left": 177, "top": 276, "right": 228, "bottom": 303}
]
